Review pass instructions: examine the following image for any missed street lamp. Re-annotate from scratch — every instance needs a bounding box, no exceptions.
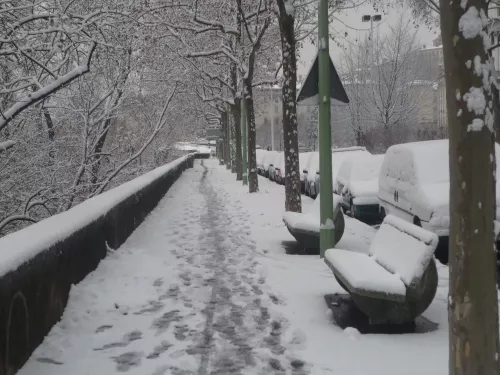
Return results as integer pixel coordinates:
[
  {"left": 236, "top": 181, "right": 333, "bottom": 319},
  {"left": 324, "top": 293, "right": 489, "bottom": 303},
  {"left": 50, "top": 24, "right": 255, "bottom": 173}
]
[
  {"left": 270, "top": 86, "right": 275, "bottom": 151},
  {"left": 362, "top": 14, "right": 382, "bottom": 70},
  {"left": 362, "top": 14, "right": 382, "bottom": 35}
]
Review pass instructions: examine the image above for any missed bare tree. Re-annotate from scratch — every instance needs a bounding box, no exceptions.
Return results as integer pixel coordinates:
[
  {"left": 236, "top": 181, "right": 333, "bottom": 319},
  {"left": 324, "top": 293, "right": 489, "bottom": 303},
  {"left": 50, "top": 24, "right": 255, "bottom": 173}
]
[
  {"left": 0, "top": 1, "right": 205, "bottom": 236},
  {"left": 341, "top": 40, "right": 372, "bottom": 147},
  {"left": 0, "top": 0, "right": 134, "bottom": 131},
  {"left": 367, "top": 15, "right": 435, "bottom": 148},
  {"left": 306, "top": 107, "right": 318, "bottom": 151}
]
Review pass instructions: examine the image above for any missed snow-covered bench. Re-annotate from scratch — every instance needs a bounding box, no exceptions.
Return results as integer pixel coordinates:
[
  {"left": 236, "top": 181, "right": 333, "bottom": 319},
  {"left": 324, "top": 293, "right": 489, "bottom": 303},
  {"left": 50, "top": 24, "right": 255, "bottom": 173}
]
[
  {"left": 283, "top": 193, "right": 345, "bottom": 252},
  {"left": 324, "top": 214, "right": 439, "bottom": 325}
]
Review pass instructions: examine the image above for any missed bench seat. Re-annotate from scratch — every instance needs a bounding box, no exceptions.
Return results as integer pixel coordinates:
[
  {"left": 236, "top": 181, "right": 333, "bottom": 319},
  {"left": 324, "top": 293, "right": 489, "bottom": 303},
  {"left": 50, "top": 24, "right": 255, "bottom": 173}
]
[{"left": 325, "top": 249, "right": 406, "bottom": 302}]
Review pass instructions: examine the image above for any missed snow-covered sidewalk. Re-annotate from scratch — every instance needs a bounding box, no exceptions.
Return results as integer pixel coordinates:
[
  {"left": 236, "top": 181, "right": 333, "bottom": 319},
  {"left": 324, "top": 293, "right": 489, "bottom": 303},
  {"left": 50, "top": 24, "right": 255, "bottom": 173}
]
[{"left": 19, "top": 159, "right": 449, "bottom": 375}]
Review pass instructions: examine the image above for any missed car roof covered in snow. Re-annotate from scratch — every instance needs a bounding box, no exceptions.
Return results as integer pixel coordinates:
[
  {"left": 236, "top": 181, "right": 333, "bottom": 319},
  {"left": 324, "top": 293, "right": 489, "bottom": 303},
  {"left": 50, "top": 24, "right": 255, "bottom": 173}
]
[
  {"left": 332, "top": 148, "right": 372, "bottom": 182},
  {"left": 384, "top": 140, "right": 449, "bottom": 184},
  {"left": 350, "top": 154, "right": 385, "bottom": 182}
]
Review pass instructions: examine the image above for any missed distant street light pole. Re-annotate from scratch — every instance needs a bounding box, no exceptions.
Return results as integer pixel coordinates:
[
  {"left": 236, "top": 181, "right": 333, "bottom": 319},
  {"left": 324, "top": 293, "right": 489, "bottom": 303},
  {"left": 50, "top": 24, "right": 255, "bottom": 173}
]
[
  {"left": 271, "top": 87, "right": 275, "bottom": 151},
  {"left": 362, "top": 14, "right": 382, "bottom": 67},
  {"left": 318, "top": 0, "right": 334, "bottom": 258}
]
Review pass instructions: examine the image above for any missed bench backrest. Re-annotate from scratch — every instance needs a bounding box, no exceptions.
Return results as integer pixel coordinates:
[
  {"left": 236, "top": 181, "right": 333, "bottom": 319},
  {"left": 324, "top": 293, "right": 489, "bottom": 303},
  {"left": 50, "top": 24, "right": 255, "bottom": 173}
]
[{"left": 369, "top": 215, "right": 439, "bottom": 286}]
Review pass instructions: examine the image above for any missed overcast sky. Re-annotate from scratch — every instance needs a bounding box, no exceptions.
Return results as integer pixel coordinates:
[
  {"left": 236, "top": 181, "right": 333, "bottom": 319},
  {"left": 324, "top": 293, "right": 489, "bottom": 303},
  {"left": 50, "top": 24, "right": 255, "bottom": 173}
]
[{"left": 297, "top": 3, "right": 439, "bottom": 78}]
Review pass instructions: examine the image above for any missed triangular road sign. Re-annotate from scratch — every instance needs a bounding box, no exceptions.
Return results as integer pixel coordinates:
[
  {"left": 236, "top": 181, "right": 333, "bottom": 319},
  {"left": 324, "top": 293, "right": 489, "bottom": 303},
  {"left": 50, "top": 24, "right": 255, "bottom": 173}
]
[{"left": 297, "top": 53, "right": 349, "bottom": 105}]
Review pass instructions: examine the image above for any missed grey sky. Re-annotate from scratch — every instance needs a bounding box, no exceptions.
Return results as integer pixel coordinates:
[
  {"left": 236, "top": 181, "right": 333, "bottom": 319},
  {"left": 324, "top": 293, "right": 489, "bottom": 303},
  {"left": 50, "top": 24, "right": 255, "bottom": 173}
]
[{"left": 297, "top": 3, "right": 439, "bottom": 78}]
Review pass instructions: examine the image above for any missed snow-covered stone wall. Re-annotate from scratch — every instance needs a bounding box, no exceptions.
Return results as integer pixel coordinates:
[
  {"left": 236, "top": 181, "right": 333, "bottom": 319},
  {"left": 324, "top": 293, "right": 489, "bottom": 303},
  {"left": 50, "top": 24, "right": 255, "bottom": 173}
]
[{"left": 0, "top": 154, "right": 196, "bottom": 375}]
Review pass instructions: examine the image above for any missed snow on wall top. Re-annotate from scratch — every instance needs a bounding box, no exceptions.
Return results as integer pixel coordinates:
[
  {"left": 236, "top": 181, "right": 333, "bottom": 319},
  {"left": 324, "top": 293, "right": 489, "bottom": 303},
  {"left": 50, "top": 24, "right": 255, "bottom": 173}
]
[{"left": 0, "top": 155, "right": 191, "bottom": 278}]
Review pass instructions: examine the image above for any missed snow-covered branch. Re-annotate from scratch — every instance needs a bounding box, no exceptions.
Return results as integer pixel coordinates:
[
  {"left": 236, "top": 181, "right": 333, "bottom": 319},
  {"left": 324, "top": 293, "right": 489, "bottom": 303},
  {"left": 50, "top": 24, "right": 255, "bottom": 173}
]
[
  {"left": 0, "top": 42, "right": 97, "bottom": 132},
  {"left": 92, "top": 83, "right": 179, "bottom": 196}
]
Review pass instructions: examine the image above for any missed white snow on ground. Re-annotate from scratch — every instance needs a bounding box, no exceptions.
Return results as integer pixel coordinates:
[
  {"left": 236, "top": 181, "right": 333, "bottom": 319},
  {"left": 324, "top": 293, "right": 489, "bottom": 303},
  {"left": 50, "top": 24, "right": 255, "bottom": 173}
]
[
  {"left": 19, "top": 159, "right": 451, "bottom": 375},
  {"left": 223, "top": 164, "right": 449, "bottom": 375}
]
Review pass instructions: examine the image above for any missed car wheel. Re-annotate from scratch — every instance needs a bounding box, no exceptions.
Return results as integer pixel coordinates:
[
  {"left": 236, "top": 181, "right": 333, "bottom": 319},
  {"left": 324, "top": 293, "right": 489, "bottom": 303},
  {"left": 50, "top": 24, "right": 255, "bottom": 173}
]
[
  {"left": 413, "top": 216, "right": 422, "bottom": 227},
  {"left": 380, "top": 207, "right": 386, "bottom": 220}
]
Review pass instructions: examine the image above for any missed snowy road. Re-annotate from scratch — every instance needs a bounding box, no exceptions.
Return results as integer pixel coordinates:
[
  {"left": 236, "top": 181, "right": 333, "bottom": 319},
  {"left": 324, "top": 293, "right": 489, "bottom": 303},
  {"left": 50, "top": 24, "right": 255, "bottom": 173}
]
[
  {"left": 19, "top": 160, "right": 308, "bottom": 375},
  {"left": 18, "top": 158, "right": 455, "bottom": 375}
]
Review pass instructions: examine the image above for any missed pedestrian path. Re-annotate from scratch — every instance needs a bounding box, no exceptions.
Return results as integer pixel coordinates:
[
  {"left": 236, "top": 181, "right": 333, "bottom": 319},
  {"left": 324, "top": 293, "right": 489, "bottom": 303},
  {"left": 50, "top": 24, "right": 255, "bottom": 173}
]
[{"left": 18, "top": 160, "right": 308, "bottom": 375}]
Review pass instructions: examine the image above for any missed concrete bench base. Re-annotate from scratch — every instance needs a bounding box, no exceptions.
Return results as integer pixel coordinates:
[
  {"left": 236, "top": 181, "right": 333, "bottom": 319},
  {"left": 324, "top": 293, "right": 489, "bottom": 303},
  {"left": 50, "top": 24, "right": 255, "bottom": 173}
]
[
  {"left": 324, "top": 293, "right": 439, "bottom": 334},
  {"left": 329, "top": 257, "right": 438, "bottom": 325}
]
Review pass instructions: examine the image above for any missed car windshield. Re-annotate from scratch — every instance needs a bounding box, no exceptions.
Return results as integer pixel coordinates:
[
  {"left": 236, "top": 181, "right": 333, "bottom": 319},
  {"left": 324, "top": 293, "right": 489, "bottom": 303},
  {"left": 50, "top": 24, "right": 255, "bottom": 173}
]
[
  {"left": 412, "top": 142, "right": 450, "bottom": 184},
  {"left": 351, "top": 156, "right": 384, "bottom": 182}
]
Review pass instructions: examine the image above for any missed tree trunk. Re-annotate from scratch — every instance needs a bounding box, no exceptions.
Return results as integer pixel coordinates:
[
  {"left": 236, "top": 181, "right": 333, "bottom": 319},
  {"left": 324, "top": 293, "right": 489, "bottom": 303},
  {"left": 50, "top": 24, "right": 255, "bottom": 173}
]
[
  {"left": 439, "top": 1, "right": 500, "bottom": 374},
  {"left": 222, "top": 113, "right": 229, "bottom": 167},
  {"left": 230, "top": 110, "right": 237, "bottom": 173},
  {"left": 277, "top": 0, "right": 301, "bottom": 213},
  {"left": 42, "top": 107, "right": 55, "bottom": 141},
  {"left": 492, "top": 82, "right": 500, "bottom": 142},
  {"left": 232, "top": 99, "right": 243, "bottom": 180},
  {"left": 42, "top": 106, "right": 56, "bottom": 161},
  {"left": 223, "top": 112, "right": 231, "bottom": 169},
  {"left": 244, "top": 81, "right": 259, "bottom": 192},
  {"left": 90, "top": 122, "right": 112, "bottom": 187},
  {"left": 218, "top": 139, "right": 224, "bottom": 165}
]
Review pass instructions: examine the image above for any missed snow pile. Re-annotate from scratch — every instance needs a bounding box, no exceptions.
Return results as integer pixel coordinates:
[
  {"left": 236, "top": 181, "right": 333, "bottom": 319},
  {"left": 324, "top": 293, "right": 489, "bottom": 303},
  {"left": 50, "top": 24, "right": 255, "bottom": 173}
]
[
  {"left": 463, "top": 87, "right": 486, "bottom": 115},
  {"left": 174, "top": 142, "right": 210, "bottom": 154},
  {"left": 459, "top": 6, "right": 483, "bottom": 39},
  {"left": 284, "top": 1, "right": 295, "bottom": 17},
  {"left": 196, "top": 145, "right": 211, "bottom": 154},
  {"left": 0, "top": 155, "right": 191, "bottom": 278},
  {"left": 0, "top": 140, "right": 15, "bottom": 152}
]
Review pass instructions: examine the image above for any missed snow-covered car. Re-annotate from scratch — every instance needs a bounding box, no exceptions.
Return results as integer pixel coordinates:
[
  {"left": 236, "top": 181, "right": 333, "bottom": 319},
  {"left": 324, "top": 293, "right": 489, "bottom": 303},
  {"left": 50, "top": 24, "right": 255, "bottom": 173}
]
[
  {"left": 299, "top": 152, "right": 314, "bottom": 193},
  {"left": 267, "top": 152, "right": 282, "bottom": 181},
  {"left": 303, "top": 152, "right": 319, "bottom": 197},
  {"left": 336, "top": 154, "right": 384, "bottom": 225},
  {"left": 313, "top": 147, "right": 372, "bottom": 198},
  {"left": 256, "top": 149, "right": 267, "bottom": 175},
  {"left": 259, "top": 151, "right": 279, "bottom": 178},
  {"left": 274, "top": 152, "right": 286, "bottom": 185},
  {"left": 378, "top": 139, "right": 500, "bottom": 262}
]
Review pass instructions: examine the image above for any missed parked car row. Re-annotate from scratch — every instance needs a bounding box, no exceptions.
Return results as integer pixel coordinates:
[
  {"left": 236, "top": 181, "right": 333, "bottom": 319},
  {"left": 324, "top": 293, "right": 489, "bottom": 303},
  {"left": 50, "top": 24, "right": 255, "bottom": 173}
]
[
  {"left": 257, "top": 147, "right": 383, "bottom": 225},
  {"left": 257, "top": 139, "right": 500, "bottom": 264}
]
